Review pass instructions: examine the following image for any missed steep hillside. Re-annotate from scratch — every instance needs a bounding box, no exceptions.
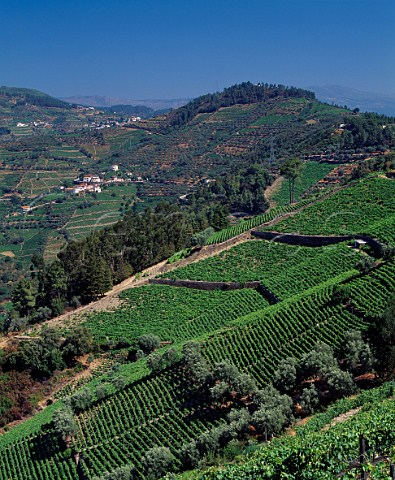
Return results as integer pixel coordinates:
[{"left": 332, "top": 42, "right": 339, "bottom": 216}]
[
  {"left": 310, "top": 84, "right": 395, "bottom": 116},
  {"left": 0, "top": 171, "right": 394, "bottom": 479},
  {"left": 97, "top": 82, "right": 393, "bottom": 182},
  {"left": 0, "top": 83, "right": 394, "bottom": 480},
  {"left": 0, "top": 86, "right": 72, "bottom": 109},
  {"left": 0, "top": 82, "right": 393, "bottom": 295},
  {"left": 191, "top": 383, "right": 395, "bottom": 479}
]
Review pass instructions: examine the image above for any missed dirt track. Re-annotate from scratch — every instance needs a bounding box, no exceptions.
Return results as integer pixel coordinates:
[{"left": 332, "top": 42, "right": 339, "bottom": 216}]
[
  {"left": 265, "top": 175, "right": 284, "bottom": 208},
  {"left": 7, "top": 231, "right": 254, "bottom": 336},
  {"left": 0, "top": 181, "right": 342, "bottom": 341}
]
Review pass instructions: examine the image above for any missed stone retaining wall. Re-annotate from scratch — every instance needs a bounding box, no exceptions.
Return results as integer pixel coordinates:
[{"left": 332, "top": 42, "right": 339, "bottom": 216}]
[
  {"left": 251, "top": 231, "right": 382, "bottom": 255},
  {"left": 149, "top": 278, "right": 261, "bottom": 291}
]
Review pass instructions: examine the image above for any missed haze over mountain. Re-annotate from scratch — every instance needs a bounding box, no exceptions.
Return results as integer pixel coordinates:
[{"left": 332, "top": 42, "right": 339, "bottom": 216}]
[
  {"left": 309, "top": 85, "right": 395, "bottom": 117},
  {"left": 61, "top": 85, "right": 395, "bottom": 117},
  {"left": 60, "top": 95, "right": 190, "bottom": 111}
]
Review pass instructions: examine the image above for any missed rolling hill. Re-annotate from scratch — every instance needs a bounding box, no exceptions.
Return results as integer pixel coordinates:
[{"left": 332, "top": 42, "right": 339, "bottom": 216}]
[
  {"left": 0, "top": 82, "right": 394, "bottom": 479},
  {"left": 310, "top": 84, "right": 395, "bottom": 117},
  {"left": 0, "top": 166, "right": 394, "bottom": 479}
]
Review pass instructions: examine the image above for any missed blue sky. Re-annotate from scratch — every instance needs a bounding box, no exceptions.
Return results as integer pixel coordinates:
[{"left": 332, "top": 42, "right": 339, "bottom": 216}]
[{"left": 1, "top": 0, "right": 394, "bottom": 99}]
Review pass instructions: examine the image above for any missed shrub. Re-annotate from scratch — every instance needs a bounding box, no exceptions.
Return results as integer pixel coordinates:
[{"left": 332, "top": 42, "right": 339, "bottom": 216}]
[
  {"left": 142, "top": 446, "right": 175, "bottom": 480},
  {"left": 273, "top": 357, "right": 298, "bottom": 392},
  {"left": 300, "top": 384, "right": 320, "bottom": 415},
  {"left": 138, "top": 334, "right": 161, "bottom": 354}
]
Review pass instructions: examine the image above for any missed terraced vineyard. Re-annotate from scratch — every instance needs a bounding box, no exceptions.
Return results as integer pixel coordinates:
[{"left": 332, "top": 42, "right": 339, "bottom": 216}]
[
  {"left": 162, "top": 240, "right": 364, "bottom": 300},
  {"left": 0, "top": 434, "right": 78, "bottom": 480},
  {"left": 201, "top": 259, "right": 395, "bottom": 384},
  {"left": 2, "top": 257, "right": 394, "bottom": 480},
  {"left": 197, "top": 385, "right": 395, "bottom": 480},
  {"left": 261, "top": 175, "right": 395, "bottom": 244},
  {"left": 205, "top": 199, "right": 313, "bottom": 245},
  {"left": 82, "top": 286, "right": 269, "bottom": 346},
  {"left": 1, "top": 248, "right": 395, "bottom": 479},
  {"left": 0, "top": 87, "right": 394, "bottom": 479},
  {"left": 202, "top": 275, "right": 364, "bottom": 386},
  {"left": 76, "top": 368, "right": 223, "bottom": 478},
  {"left": 364, "top": 214, "right": 395, "bottom": 246},
  {"left": 348, "top": 260, "right": 395, "bottom": 316},
  {"left": 271, "top": 161, "right": 334, "bottom": 206}
]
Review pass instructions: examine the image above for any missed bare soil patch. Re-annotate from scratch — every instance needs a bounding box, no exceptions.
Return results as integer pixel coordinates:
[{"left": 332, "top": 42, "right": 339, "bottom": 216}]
[
  {"left": 265, "top": 175, "right": 284, "bottom": 208},
  {"left": 0, "top": 251, "right": 15, "bottom": 258},
  {"left": 322, "top": 406, "right": 362, "bottom": 431}
]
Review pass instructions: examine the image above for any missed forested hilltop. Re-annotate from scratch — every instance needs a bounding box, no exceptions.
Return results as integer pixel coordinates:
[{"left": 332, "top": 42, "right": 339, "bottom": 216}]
[
  {"left": 166, "top": 82, "right": 315, "bottom": 127},
  {"left": 0, "top": 81, "right": 394, "bottom": 480}
]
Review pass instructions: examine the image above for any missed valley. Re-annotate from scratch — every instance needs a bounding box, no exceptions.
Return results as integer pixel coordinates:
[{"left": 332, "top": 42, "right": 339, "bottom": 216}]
[{"left": 0, "top": 82, "right": 394, "bottom": 480}]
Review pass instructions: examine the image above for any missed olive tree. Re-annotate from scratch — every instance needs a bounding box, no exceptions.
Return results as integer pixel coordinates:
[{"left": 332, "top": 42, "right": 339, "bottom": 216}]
[
  {"left": 53, "top": 406, "right": 77, "bottom": 441},
  {"left": 142, "top": 446, "right": 175, "bottom": 479},
  {"left": 93, "top": 465, "right": 134, "bottom": 480},
  {"left": 300, "top": 384, "right": 320, "bottom": 415},
  {"left": 273, "top": 357, "right": 298, "bottom": 392},
  {"left": 342, "top": 330, "right": 375, "bottom": 373},
  {"left": 138, "top": 334, "right": 161, "bottom": 354}
]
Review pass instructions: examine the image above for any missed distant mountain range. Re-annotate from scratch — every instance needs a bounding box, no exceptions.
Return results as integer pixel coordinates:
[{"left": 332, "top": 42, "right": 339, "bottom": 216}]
[
  {"left": 308, "top": 85, "right": 395, "bottom": 117},
  {"left": 62, "top": 86, "right": 395, "bottom": 117},
  {"left": 60, "top": 95, "right": 190, "bottom": 111}
]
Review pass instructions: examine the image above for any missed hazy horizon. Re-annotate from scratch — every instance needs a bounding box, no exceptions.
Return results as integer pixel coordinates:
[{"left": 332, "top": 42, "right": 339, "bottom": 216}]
[
  {"left": 1, "top": 0, "right": 394, "bottom": 99},
  {"left": 58, "top": 84, "right": 395, "bottom": 102}
]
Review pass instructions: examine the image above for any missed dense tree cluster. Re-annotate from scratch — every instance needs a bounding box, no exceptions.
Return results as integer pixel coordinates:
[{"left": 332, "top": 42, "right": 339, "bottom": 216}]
[
  {"left": 8, "top": 201, "right": 230, "bottom": 327},
  {"left": 351, "top": 152, "right": 395, "bottom": 179},
  {"left": 192, "top": 163, "right": 271, "bottom": 215},
  {"left": 2, "top": 326, "right": 92, "bottom": 379},
  {"left": 108, "top": 104, "right": 155, "bottom": 117},
  {"left": 0, "top": 325, "right": 92, "bottom": 426},
  {"left": 341, "top": 113, "right": 394, "bottom": 149},
  {"left": 168, "top": 82, "right": 315, "bottom": 127}
]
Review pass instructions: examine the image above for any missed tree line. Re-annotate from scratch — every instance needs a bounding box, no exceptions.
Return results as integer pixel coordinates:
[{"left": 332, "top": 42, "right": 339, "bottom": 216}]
[
  {"left": 8, "top": 200, "right": 230, "bottom": 329},
  {"left": 190, "top": 163, "right": 271, "bottom": 214},
  {"left": 341, "top": 113, "right": 394, "bottom": 149}
]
